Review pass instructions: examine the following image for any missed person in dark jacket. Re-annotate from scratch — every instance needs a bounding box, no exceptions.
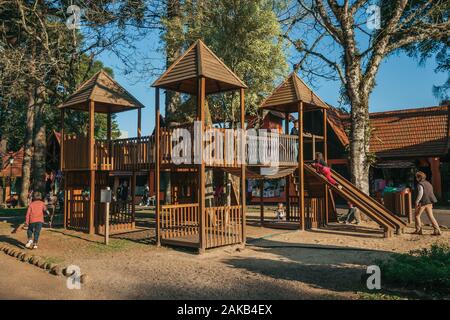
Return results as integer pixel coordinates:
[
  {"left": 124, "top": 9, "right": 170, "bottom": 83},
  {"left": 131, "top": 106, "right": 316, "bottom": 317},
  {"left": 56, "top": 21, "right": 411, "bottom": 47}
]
[{"left": 414, "top": 171, "right": 441, "bottom": 236}]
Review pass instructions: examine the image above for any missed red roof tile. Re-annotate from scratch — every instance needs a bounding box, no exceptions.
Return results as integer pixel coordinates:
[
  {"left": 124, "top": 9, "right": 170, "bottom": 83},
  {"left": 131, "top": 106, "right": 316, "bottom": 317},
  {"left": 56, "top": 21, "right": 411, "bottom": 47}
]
[{"left": 369, "top": 106, "right": 450, "bottom": 158}]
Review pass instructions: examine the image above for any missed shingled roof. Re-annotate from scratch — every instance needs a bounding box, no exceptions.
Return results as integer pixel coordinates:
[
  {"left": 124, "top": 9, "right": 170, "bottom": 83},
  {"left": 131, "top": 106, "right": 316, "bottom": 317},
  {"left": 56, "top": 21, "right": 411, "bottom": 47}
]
[
  {"left": 369, "top": 106, "right": 450, "bottom": 158},
  {"left": 261, "top": 73, "right": 329, "bottom": 113},
  {"left": 328, "top": 105, "right": 450, "bottom": 158},
  {"left": 59, "top": 70, "right": 145, "bottom": 113},
  {"left": 152, "top": 40, "right": 247, "bottom": 95}
]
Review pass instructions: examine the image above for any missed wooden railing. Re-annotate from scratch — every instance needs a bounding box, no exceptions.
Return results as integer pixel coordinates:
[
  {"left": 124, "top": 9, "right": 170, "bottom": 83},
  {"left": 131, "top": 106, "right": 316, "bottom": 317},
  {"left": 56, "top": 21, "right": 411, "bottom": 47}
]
[
  {"left": 111, "top": 136, "right": 153, "bottom": 171},
  {"left": 288, "top": 196, "right": 323, "bottom": 229},
  {"left": 63, "top": 130, "right": 301, "bottom": 171},
  {"left": 159, "top": 204, "right": 243, "bottom": 249},
  {"left": 205, "top": 205, "right": 242, "bottom": 249},
  {"left": 247, "top": 133, "right": 298, "bottom": 166},
  {"left": 160, "top": 203, "right": 199, "bottom": 240},
  {"left": 109, "top": 200, "right": 135, "bottom": 227}
]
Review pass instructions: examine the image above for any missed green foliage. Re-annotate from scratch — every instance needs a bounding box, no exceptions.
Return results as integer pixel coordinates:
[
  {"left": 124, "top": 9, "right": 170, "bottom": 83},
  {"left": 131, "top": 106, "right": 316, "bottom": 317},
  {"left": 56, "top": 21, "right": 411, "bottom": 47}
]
[
  {"left": 162, "top": 0, "right": 288, "bottom": 123},
  {"left": 379, "top": 243, "right": 450, "bottom": 295}
]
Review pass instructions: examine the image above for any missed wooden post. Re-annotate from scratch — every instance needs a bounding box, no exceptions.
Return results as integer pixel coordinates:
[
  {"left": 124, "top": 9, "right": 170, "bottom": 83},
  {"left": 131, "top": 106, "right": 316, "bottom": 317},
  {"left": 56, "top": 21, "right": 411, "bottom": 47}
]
[
  {"left": 155, "top": 88, "right": 161, "bottom": 246},
  {"left": 240, "top": 88, "right": 246, "bottom": 245},
  {"left": 312, "top": 135, "right": 316, "bottom": 161},
  {"left": 260, "top": 179, "right": 264, "bottom": 226},
  {"left": 429, "top": 157, "right": 442, "bottom": 199},
  {"left": 107, "top": 113, "right": 112, "bottom": 169},
  {"left": 298, "top": 102, "right": 305, "bottom": 230},
  {"left": 198, "top": 77, "right": 206, "bottom": 252},
  {"left": 323, "top": 109, "right": 329, "bottom": 225},
  {"left": 60, "top": 109, "right": 65, "bottom": 171},
  {"left": 105, "top": 187, "right": 110, "bottom": 245},
  {"left": 137, "top": 108, "right": 142, "bottom": 138},
  {"left": 88, "top": 100, "right": 95, "bottom": 234},
  {"left": 60, "top": 109, "right": 66, "bottom": 229},
  {"left": 131, "top": 171, "right": 136, "bottom": 228},
  {"left": 285, "top": 112, "right": 290, "bottom": 220}
]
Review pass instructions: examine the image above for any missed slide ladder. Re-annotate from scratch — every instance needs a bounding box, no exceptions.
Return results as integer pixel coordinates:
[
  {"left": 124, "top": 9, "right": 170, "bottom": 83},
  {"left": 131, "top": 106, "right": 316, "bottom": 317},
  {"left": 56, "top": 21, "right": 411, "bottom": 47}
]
[{"left": 304, "top": 164, "right": 407, "bottom": 237}]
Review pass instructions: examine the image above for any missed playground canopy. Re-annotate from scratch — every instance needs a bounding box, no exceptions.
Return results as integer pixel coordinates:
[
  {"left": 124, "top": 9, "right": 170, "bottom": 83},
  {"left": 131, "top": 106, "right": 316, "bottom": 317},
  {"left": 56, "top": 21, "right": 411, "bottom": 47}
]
[
  {"left": 261, "top": 73, "right": 329, "bottom": 112},
  {"left": 59, "top": 70, "right": 145, "bottom": 113},
  {"left": 152, "top": 39, "right": 247, "bottom": 95}
]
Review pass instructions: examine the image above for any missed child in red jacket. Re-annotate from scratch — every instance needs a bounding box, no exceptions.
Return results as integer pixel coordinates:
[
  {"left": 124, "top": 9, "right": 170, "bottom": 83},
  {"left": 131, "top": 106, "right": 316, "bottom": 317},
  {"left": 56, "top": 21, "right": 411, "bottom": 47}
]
[
  {"left": 312, "top": 152, "right": 342, "bottom": 189},
  {"left": 24, "top": 192, "right": 47, "bottom": 250}
]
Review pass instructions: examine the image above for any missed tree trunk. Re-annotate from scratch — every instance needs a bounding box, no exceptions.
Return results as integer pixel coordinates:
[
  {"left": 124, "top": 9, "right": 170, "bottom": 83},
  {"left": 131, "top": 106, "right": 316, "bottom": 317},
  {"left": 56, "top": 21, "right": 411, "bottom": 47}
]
[
  {"left": 162, "top": 0, "right": 182, "bottom": 205},
  {"left": 32, "top": 104, "right": 46, "bottom": 195},
  {"left": 20, "top": 88, "right": 36, "bottom": 206},
  {"left": 349, "top": 99, "right": 370, "bottom": 195}
]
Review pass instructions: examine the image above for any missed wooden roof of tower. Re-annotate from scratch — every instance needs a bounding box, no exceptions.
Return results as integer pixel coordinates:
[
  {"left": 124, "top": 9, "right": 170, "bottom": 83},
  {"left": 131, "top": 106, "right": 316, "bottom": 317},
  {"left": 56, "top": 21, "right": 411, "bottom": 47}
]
[
  {"left": 152, "top": 39, "right": 247, "bottom": 95},
  {"left": 261, "top": 73, "right": 329, "bottom": 113},
  {"left": 59, "top": 70, "right": 145, "bottom": 113}
]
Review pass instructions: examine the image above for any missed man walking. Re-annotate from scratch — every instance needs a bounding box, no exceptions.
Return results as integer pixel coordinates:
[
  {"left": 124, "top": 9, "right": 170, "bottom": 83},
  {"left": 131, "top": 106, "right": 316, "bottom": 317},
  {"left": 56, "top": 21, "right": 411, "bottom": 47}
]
[{"left": 414, "top": 171, "right": 442, "bottom": 236}]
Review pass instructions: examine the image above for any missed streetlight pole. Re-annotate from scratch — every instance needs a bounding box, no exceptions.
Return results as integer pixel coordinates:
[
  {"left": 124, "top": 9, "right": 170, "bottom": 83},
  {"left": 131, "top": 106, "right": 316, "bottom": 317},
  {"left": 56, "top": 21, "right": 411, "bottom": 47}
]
[{"left": 8, "top": 153, "right": 14, "bottom": 199}]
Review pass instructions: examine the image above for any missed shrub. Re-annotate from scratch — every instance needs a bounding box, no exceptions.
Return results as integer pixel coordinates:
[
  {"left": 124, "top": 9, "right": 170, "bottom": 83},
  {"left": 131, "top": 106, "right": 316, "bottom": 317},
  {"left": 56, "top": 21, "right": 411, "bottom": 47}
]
[{"left": 379, "top": 242, "right": 450, "bottom": 295}]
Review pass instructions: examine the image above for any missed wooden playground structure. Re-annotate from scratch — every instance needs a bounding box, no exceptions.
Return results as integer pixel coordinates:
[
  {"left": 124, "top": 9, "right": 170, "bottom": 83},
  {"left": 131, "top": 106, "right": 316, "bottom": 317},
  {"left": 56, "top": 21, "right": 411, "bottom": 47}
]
[{"left": 59, "top": 40, "right": 407, "bottom": 252}]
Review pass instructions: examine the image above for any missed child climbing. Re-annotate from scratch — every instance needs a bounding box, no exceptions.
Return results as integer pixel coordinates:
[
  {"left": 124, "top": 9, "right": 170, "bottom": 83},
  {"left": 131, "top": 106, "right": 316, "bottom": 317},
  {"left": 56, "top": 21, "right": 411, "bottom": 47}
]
[{"left": 312, "top": 152, "right": 342, "bottom": 190}]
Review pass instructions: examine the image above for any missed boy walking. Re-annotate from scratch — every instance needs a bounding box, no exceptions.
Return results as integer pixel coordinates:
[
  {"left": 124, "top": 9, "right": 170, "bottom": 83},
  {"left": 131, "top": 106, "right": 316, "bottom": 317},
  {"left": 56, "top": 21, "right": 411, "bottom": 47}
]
[{"left": 25, "top": 192, "right": 46, "bottom": 249}]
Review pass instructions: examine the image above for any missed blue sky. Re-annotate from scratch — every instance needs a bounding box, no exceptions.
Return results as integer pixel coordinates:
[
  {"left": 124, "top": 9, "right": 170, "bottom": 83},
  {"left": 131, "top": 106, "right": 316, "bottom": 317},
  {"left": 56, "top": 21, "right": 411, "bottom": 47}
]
[{"left": 97, "top": 31, "right": 447, "bottom": 137}]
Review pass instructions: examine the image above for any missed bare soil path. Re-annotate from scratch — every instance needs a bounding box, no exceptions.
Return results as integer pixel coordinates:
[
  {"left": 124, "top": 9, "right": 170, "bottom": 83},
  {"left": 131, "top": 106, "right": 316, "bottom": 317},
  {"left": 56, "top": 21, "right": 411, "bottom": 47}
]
[{"left": 0, "top": 207, "right": 448, "bottom": 300}]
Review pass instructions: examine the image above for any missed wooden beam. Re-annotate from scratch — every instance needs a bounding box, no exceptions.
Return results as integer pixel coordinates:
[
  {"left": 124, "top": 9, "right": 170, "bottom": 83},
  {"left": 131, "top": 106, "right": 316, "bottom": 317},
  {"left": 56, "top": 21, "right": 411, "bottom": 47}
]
[
  {"left": 155, "top": 88, "right": 161, "bottom": 246},
  {"left": 88, "top": 100, "right": 95, "bottom": 234},
  {"left": 323, "top": 109, "right": 329, "bottom": 225},
  {"left": 240, "top": 88, "right": 246, "bottom": 245},
  {"left": 107, "top": 113, "right": 112, "bottom": 169},
  {"left": 137, "top": 108, "right": 142, "bottom": 138},
  {"left": 198, "top": 77, "right": 206, "bottom": 253},
  {"left": 285, "top": 111, "right": 290, "bottom": 220},
  {"left": 298, "top": 102, "right": 305, "bottom": 230},
  {"left": 60, "top": 109, "right": 66, "bottom": 229},
  {"left": 429, "top": 157, "right": 442, "bottom": 198},
  {"left": 260, "top": 179, "right": 264, "bottom": 226},
  {"left": 60, "top": 109, "right": 65, "bottom": 171}
]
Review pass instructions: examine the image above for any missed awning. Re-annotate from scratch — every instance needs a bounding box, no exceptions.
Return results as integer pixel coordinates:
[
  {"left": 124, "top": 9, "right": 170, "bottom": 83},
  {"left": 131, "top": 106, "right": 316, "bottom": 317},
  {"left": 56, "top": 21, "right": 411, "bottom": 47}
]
[
  {"left": 372, "top": 160, "right": 416, "bottom": 169},
  {"left": 222, "top": 167, "right": 296, "bottom": 180}
]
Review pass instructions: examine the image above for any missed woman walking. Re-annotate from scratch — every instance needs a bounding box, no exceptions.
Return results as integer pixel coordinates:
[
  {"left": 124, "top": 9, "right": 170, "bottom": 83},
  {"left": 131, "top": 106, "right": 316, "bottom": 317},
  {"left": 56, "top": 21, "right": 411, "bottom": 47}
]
[{"left": 414, "top": 171, "right": 442, "bottom": 236}]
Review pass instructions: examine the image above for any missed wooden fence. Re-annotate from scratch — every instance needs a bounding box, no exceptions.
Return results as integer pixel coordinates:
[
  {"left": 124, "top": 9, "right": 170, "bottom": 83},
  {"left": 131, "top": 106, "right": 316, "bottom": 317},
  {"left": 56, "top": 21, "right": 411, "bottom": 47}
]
[
  {"left": 159, "top": 203, "right": 243, "bottom": 249},
  {"left": 65, "top": 192, "right": 89, "bottom": 232},
  {"left": 205, "top": 205, "right": 242, "bottom": 249},
  {"left": 160, "top": 203, "right": 199, "bottom": 240}
]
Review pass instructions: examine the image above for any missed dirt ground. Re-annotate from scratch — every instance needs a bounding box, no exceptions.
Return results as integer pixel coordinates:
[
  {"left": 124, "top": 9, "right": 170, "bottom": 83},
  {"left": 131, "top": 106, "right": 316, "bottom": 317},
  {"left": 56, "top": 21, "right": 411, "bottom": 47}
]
[{"left": 0, "top": 207, "right": 448, "bottom": 300}]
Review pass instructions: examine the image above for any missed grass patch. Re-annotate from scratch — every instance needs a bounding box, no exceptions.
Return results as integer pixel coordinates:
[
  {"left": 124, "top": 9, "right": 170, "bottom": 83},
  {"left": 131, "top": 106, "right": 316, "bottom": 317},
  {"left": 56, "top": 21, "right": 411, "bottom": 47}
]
[
  {"left": 41, "top": 256, "right": 65, "bottom": 265},
  {"left": 89, "top": 239, "right": 138, "bottom": 254},
  {"left": 358, "top": 292, "right": 406, "bottom": 300},
  {"left": 378, "top": 242, "right": 450, "bottom": 297},
  {"left": 0, "top": 208, "right": 27, "bottom": 217}
]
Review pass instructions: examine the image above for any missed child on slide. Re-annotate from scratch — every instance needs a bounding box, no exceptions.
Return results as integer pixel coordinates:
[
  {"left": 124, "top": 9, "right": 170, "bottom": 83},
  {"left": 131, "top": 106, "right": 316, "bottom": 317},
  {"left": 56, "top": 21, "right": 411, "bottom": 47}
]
[{"left": 312, "top": 152, "right": 342, "bottom": 190}]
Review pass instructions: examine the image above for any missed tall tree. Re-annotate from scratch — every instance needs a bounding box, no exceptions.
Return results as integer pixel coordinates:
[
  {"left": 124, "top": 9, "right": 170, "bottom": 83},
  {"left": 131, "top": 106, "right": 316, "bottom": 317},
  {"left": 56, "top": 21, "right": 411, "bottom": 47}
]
[{"left": 284, "top": 0, "right": 449, "bottom": 192}]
